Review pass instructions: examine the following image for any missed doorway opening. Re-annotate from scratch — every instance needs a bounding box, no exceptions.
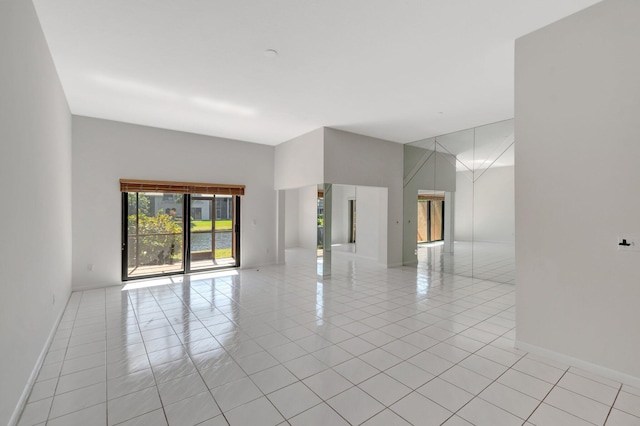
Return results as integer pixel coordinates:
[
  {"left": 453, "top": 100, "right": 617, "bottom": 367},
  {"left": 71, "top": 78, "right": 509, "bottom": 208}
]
[
  {"left": 348, "top": 199, "right": 356, "bottom": 243},
  {"left": 122, "top": 191, "right": 240, "bottom": 281},
  {"left": 417, "top": 194, "right": 444, "bottom": 244}
]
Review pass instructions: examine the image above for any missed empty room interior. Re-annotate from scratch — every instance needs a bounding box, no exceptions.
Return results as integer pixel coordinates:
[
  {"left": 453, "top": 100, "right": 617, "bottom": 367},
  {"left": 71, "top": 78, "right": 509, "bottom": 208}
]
[{"left": 2, "top": 0, "right": 640, "bottom": 425}]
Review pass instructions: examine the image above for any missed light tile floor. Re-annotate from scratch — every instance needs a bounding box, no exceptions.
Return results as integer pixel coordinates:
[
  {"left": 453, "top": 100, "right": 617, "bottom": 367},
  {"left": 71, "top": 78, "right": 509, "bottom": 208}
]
[
  {"left": 418, "top": 241, "right": 515, "bottom": 285},
  {"left": 18, "top": 250, "right": 640, "bottom": 426}
]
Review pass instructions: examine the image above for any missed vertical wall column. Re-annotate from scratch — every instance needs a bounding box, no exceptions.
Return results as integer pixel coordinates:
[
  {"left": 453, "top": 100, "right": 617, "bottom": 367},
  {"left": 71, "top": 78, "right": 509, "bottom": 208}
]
[
  {"left": 443, "top": 192, "right": 455, "bottom": 253},
  {"left": 276, "top": 190, "right": 286, "bottom": 264},
  {"left": 317, "top": 183, "right": 332, "bottom": 277}
]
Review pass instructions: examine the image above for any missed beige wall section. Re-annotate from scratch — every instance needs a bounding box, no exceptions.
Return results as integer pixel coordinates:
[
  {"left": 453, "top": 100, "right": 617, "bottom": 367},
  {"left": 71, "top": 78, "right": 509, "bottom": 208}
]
[
  {"left": 274, "top": 128, "right": 324, "bottom": 190},
  {"left": 515, "top": 0, "right": 640, "bottom": 382},
  {"left": 72, "top": 116, "right": 277, "bottom": 289},
  {"left": 0, "top": 0, "right": 73, "bottom": 423},
  {"left": 324, "top": 128, "right": 404, "bottom": 267}
]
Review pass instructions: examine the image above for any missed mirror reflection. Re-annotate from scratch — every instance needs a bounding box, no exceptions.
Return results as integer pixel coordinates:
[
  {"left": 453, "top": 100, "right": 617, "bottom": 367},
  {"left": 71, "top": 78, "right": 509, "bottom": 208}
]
[
  {"left": 317, "top": 183, "right": 331, "bottom": 277},
  {"left": 403, "top": 118, "right": 515, "bottom": 284}
]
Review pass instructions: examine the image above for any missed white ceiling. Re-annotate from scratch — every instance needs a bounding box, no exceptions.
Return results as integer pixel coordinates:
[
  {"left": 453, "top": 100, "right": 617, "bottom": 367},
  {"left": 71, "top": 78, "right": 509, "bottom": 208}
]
[{"left": 33, "top": 0, "right": 601, "bottom": 146}]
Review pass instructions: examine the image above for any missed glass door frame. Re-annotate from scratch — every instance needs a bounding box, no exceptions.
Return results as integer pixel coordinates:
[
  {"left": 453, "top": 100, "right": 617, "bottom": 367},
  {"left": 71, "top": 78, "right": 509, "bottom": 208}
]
[
  {"left": 184, "top": 194, "right": 240, "bottom": 274},
  {"left": 122, "top": 192, "right": 241, "bottom": 281}
]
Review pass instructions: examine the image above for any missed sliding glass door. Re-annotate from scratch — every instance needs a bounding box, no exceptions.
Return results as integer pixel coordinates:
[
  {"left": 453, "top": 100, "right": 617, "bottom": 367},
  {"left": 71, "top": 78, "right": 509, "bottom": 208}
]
[
  {"left": 189, "top": 195, "right": 237, "bottom": 271},
  {"left": 122, "top": 192, "right": 240, "bottom": 280}
]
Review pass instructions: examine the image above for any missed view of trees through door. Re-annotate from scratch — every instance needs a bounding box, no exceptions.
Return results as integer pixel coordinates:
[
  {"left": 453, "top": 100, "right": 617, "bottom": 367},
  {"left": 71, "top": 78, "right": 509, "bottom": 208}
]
[{"left": 123, "top": 191, "right": 240, "bottom": 280}]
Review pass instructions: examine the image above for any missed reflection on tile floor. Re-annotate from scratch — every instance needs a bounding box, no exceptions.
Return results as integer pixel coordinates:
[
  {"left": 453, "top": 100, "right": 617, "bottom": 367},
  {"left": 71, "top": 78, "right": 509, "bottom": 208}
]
[
  {"left": 19, "top": 249, "right": 639, "bottom": 425},
  {"left": 418, "top": 241, "right": 516, "bottom": 284}
]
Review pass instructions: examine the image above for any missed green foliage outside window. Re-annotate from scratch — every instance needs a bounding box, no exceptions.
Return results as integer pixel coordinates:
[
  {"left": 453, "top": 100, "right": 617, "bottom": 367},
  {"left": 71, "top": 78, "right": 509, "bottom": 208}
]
[{"left": 128, "top": 211, "right": 183, "bottom": 266}]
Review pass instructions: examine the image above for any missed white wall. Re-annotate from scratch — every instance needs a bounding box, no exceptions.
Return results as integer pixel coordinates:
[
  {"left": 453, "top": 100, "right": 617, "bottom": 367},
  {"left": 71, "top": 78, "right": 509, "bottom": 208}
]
[
  {"left": 355, "top": 186, "right": 388, "bottom": 262},
  {"left": 284, "top": 188, "right": 299, "bottom": 248},
  {"left": 331, "top": 184, "right": 356, "bottom": 244},
  {"left": 516, "top": 0, "right": 640, "bottom": 381},
  {"left": 454, "top": 172, "right": 473, "bottom": 241},
  {"left": 274, "top": 128, "right": 324, "bottom": 190},
  {"left": 0, "top": 1, "right": 72, "bottom": 423},
  {"left": 474, "top": 166, "right": 515, "bottom": 243},
  {"left": 297, "top": 185, "right": 318, "bottom": 250},
  {"left": 454, "top": 166, "right": 514, "bottom": 243},
  {"left": 324, "top": 128, "right": 404, "bottom": 267},
  {"left": 72, "top": 116, "right": 277, "bottom": 289}
]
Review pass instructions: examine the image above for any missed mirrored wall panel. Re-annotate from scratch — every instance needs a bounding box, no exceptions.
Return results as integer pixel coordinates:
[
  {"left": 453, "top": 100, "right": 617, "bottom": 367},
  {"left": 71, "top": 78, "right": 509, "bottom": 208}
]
[
  {"left": 317, "top": 183, "right": 332, "bottom": 277},
  {"left": 403, "top": 119, "right": 515, "bottom": 284}
]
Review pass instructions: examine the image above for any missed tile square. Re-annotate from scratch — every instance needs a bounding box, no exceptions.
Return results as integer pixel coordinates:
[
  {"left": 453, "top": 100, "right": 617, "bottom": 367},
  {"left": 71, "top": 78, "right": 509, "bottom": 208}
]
[
  {"left": 107, "top": 368, "right": 155, "bottom": 400},
  {"left": 408, "top": 350, "right": 454, "bottom": 376},
  {"left": 497, "top": 368, "right": 554, "bottom": 400},
  {"left": 606, "top": 408, "right": 640, "bottom": 426},
  {"left": 441, "top": 415, "right": 474, "bottom": 426},
  {"left": 475, "top": 344, "right": 524, "bottom": 367},
  {"left": 235, "top": 350, "right": 279, "bottom": 375},
  {"left": 250, "top": 364, "right": 299, "bottom": 394},
  {"left": 327, "top": 387, "right": 385, "bottom": 425},
  {"left": 267, "top": 382, "right": 322, "bottom": 419},
  {"left": 283, "top": 354, "right": 328, "bottom": 379},
  {"left": 417, "top": 377, "right": 474, "bottom": 412},
  {"left": 152, "top": 357, "right": 198, "bottom": 384},
  {"left": 157, "top": 372, "right": 208, "bottom": 406},
  {"left": 512, "top": 357, "right": 565, "bottom": 384},
  {"left": 558, "top": 372, "right": 619, "bottom": 406},
  {"left": 303, "top": 369, "right": 353, "bottom": 400},
  {"left": 386, "top": 361, "right": 435, "bottom": 390},
  {"left": 333, "top": 357, "right": 380, "bottom": 384},
  {"left": 200, "top": 360, "right": 248, "bottom": 389},
  {"left": 46, "top": 402, "right": 106, "bottom": 426},
  {"left": 50, "top": 382, "right": 106, "bottom": 419},
  {"left": 267, "top": 341, "right": 308, "bottom": 363},
  {"left": 359, "top": 330, "right": 396, "bottom": 347},
  {"left": 61, "top": 352, "right": 106, "bottom": 376},
  {"left": 289, "top": 402, "right": 349, "bottom": 426},
  {"left": 56, "top": 365, "right": 106, "bottom": 395},
  {"left": 359, "top": 373, "right": 412, "bottom": 406},
  {"left": 390, "top": 392, "right": 452, "bottom": 426},
  {"left": 210, "top": 377, "right": 262, "bottom": 411},
  {"left": 114, "top": 408, "right": 167, "bottom": 426},
  {"left": 28, "top": 378, "right": 58, "bottom": 403},
  {"left": 164, "top": 391, "right": 221, "bottom": 426},
  {"left": 458, "top": 354, "right": 508, "bottom": 380},
  {"left": 359, "top": 348, "right": 402, "bottom": 371},
  {"left": 528, "top": 402, "right": 594, "bottom": 426},
  {"left": 107, "top": 386, "right": 162, "bottom": 426},
  {"left": 457, "top": 395, "right": 522, "bottom": 426},
  {"left": 545, "top": 386, "right": 610, "bottom": 425},
  {"left": 614, "top": 391, "right": 640, "bottom": 417},
  {"left": 361, "top": 408, "right": 412, "bottom": 425},
  {"left": 224, "top": 396, "right": 284, "bottom": 426},
  {"left": 311, "top": 346, "right": 353, "bottom": 366},
  {"left": 337, "top": 336, "right": 377, "bottom": 356},
  {"left": 479, "top": 382, "right": 539, "bottom": 419},
  {"left": 427, "top": 342, "right": 471, "bottom": 364},
  {"left": 440, "top": 365, "right": 492, "bottom": 395}
]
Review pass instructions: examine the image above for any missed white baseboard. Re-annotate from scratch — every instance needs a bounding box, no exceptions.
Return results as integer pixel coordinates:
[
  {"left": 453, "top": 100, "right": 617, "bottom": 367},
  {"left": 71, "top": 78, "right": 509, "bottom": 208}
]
[
  {"left": 72, "top": 282, "right": 122, "bottom": 291},
  {"left": 515, "top": 340, "right": 640, "bottom": 389},
  {"left": 9, "top": 295, "right": 71, "bottom": 426}
]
